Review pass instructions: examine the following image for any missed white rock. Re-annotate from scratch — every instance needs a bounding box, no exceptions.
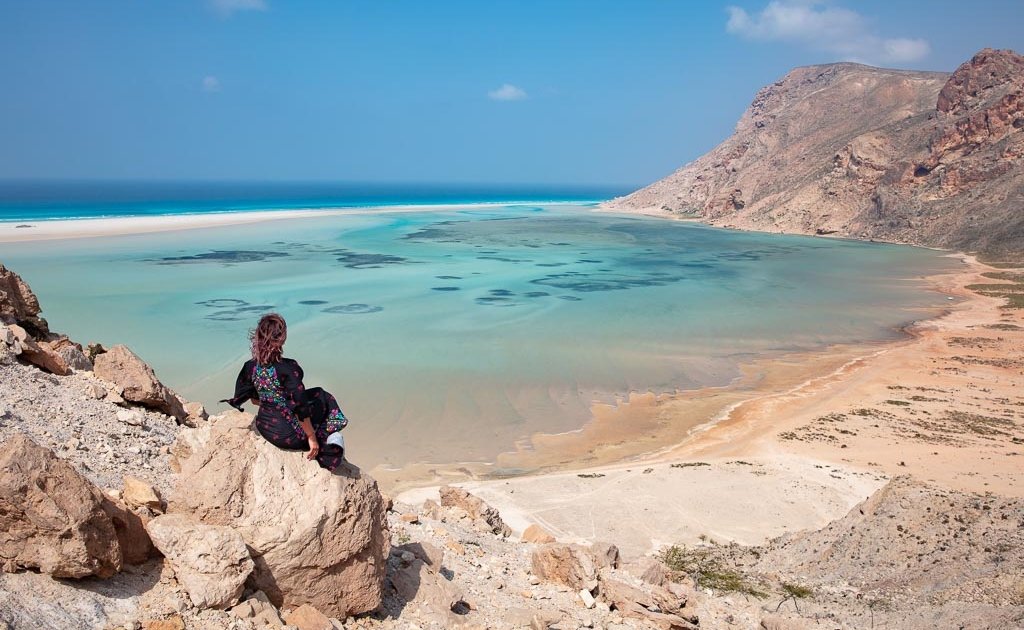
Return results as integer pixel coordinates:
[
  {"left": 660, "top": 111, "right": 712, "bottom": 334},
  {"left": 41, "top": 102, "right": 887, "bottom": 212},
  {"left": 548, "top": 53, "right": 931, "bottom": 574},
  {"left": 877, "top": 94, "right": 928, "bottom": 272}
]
[
  {"left": 116, "top": 409, "right": 144, "bottom": 426},
  {"left": 578, "top": 589, "right": 596, "bottom": 609},
  {"left": 146, "top": 513, "right": 254, "bottom": 609}
]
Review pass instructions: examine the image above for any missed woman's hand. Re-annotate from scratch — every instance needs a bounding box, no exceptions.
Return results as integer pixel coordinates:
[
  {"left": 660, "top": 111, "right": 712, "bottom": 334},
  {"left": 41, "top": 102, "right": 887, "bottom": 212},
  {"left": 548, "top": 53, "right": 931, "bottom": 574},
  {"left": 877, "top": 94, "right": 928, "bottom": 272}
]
[{"left": 306, "top": 435, "right": 319, "bottom": 460}]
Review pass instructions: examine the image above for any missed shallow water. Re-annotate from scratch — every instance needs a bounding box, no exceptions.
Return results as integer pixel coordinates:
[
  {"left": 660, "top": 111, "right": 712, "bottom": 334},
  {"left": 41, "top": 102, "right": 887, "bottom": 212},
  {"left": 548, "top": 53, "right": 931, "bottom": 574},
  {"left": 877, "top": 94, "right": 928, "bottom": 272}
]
[{"left": 1, "top": 204, "right": 956, "bottom": 469}]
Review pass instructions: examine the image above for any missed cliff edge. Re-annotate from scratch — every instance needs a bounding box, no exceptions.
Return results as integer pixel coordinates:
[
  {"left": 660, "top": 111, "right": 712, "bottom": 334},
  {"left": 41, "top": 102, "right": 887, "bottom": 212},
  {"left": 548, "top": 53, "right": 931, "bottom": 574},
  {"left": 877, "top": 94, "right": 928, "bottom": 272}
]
[{"left": 607, "top": 48, "right": 1024, "bottom": 257}]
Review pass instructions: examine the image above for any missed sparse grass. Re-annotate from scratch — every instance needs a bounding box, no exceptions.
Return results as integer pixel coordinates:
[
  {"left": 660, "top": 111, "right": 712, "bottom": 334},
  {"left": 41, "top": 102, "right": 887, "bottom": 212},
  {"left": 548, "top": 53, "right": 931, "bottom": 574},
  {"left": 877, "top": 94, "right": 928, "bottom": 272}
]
[
  {"left": 966, "top": 270, "right": 1024, "bottom": 309},
  {"left": 966, "top": 283, "right": 1024, "bottom": 293},
  {"left": 670, "top": 461, "right": 710, "bottom": 468},
  {"left": 885, "top": 399, "right": 912, "bottom": 407},
  {"left": 577, "top": 472, "right": 605, "bottom": 479},
  {"left": 982, "top": 271, "right": 1024, "bottom": 282},
  {"left": 658, "top": 545, "right": 767, "bottom": 598},
  {"left": 982, "top": 262, "right": 1024, "bottom": 269},
  {"left": 782, "top": 582, "right": 813, "bottom": 599}
]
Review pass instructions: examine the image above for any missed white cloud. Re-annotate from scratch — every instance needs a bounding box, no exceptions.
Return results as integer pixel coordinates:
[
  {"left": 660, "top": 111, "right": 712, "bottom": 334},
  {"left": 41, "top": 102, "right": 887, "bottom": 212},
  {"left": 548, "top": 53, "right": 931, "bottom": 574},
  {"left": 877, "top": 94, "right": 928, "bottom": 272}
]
[
  {"left": 726, "top": 1, "right": 930, "bottom": 65},
  {"left": 488, "top": 84, "right": 528, "bottom": 101},
  {"left": 202, "top": 76, "right": 221, "bottom": 92},
  {"left": 210, "top": 0, "right": 267, "bottom": 17}
]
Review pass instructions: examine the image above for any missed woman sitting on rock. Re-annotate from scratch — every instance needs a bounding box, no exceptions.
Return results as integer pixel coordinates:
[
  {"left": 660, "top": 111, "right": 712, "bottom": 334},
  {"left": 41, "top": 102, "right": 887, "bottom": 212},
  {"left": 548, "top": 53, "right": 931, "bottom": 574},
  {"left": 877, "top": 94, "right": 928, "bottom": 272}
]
[{"left": 223, "top": 313, "right": 348, "bottom": 471}]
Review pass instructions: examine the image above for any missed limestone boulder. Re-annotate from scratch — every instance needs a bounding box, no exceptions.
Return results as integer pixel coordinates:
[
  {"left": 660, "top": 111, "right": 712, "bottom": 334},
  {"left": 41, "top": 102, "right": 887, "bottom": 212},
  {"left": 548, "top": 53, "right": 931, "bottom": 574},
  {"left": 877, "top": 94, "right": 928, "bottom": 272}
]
[
  {"left": 49, "top": 337, "right": 93, "bottom": 371},
  {"left": 590, "top": 541, "right": 621, "bottom": 569},
  {"left": 93, "top": 345, "right": 188, "bottom": 421},
  {"left": 599, "top": 576, "right": 697, "bottom": 630},
  {"left": 230, "top": 591, "right": 285, "bottom": 627},
  {"left": 147, "top": 513, "right": 254, "bottom": 609},
  {"left": 439, "top": 485, "right": 511, "bottom": 537},
  {"left": 521, "top": 523, "right": 556, "bottom": 544},
  {"left": 629, "top": 556, "right": 669, "bottom": 586},
  {"left": 122, "top": 476, "right": 163, "bottom": 512},
  {"left": 0, "top": 433, "right": 122, "bottom": 578},
  {"left": 170, "top": 410, "right": 390, "bottom": 617},
  {"left": 100, "top": 497, "right": 157, "bottom": 565},
  {"left": 17, "top": 336, "right": 70, "bottom": 376},
  {"left": 390, "top": 554, "right": 465, "bottom": 627},
  {"left": 0, "top": 264, "right": 48, "bottom": 338},
  {"left": 183, "top": 401, "right": 209, "bottom": 426},
  {"left": 284, "top": 604, "right": 334, "bottom": 630},
  {"left": 531, "top": 543, "right": 597, "bottom": 590}
]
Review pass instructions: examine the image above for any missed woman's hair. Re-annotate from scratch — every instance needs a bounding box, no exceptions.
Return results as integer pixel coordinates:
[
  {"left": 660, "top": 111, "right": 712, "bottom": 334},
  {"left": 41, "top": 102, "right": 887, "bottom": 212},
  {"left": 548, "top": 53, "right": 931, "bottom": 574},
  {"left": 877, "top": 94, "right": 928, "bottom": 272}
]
[{"left": 250, "top": 313, "right": 287, "bottom": 365}]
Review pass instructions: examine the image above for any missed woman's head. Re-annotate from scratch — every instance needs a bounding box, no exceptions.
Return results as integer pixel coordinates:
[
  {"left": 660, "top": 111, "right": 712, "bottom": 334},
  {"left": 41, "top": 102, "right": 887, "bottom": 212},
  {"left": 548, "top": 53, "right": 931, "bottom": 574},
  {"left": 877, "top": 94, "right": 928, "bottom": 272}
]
[{"left": 250, "top": 313, "right": 287, "bottom": 365}]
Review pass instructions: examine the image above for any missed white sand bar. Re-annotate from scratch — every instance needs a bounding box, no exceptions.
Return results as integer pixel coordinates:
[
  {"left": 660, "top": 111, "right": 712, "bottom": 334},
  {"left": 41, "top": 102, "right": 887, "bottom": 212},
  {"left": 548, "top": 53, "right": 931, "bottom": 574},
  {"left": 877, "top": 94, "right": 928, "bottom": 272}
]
[{"left": 0, "top": 202, "right": 594, "bottom": 243}]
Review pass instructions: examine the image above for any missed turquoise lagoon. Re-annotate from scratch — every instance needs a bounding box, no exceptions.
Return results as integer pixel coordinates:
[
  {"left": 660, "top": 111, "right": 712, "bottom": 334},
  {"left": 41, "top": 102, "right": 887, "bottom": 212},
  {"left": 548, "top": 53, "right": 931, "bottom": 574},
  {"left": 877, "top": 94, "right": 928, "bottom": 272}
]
[{"left": 0, "top": 204, "right": 957, "bottom": 471}]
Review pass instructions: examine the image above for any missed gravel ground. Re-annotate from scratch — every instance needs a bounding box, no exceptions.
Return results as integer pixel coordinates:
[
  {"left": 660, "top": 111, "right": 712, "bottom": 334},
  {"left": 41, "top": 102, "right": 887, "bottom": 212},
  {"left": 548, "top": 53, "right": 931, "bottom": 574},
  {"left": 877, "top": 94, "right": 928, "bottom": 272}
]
[{"left": 0, "top": 360, "right": 181, "bottom": 495}]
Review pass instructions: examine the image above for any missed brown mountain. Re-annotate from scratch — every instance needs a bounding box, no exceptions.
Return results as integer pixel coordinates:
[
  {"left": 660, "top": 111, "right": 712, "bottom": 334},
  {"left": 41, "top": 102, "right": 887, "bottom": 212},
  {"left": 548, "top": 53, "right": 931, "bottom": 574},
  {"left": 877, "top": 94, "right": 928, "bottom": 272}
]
[{"left": 606, "top": 49, "right": 1024, "bottom": 257}]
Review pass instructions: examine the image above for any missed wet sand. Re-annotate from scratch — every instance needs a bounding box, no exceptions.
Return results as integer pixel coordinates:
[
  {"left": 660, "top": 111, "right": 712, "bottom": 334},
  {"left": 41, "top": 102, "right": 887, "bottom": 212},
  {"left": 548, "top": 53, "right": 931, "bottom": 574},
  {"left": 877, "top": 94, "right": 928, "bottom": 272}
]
[{"left": 395, "top": 255, "right": 1024, "bottom": 556}]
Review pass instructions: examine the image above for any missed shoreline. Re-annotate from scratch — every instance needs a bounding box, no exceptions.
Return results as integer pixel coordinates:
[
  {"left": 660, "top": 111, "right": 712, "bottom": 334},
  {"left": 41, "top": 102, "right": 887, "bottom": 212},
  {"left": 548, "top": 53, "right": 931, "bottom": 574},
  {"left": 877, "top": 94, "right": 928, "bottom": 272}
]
[
  {"left": 393, "top": 253, "right": 1024, "bottom": 555},
  {"left": 0, "top": 201, "right": 600, "bottom": 243}
]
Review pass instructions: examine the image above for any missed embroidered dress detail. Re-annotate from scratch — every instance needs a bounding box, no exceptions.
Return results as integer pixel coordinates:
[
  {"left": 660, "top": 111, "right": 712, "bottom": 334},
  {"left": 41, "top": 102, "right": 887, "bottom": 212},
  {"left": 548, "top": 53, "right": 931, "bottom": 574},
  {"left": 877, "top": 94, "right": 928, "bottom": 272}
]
[
  {"left": 252, "top": 364, "right": 304, "bottom": 438},
  {"left": 325, "top": 408, "right": 348, "bottom": 434}
]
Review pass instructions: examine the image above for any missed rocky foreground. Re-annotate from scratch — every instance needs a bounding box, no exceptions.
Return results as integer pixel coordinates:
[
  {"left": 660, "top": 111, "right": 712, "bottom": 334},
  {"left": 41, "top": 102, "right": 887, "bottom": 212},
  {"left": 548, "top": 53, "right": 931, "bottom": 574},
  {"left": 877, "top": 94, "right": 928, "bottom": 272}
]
[
  {"left": 2, "top": 258, "right": 1024, "bottom": 630},
  {"left": 607, "top": 48, "right": 1024, "bottom": 258}
]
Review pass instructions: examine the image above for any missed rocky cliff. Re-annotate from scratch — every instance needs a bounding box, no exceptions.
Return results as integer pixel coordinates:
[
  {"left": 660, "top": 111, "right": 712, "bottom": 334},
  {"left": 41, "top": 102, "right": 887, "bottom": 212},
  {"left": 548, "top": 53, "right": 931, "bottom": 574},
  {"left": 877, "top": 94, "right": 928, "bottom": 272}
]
[{"left": 607, "top": 48, "right": 1024, "bottom": 257}]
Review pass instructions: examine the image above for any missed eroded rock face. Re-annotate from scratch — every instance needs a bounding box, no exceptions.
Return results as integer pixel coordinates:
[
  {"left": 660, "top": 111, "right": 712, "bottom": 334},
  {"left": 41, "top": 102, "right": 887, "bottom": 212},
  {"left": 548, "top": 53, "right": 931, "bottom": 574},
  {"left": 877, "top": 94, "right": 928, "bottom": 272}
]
[
  {"left": 146, "top": 513, "right": 254, "bottom": 610},
  {"left": 0, "top": 264, "right": 48, "bottom": 338},
  {"left": 93, "top": 345, "right": 188, "bottom": 421},
  {"left": 0, "top": 434, "right": 122, "bottom": 578},
  {"left": 170, "top": 410, "right": 390, "bottom": 617},
  {"left": 606, "top": 48, "right": 1024, "bottom": 257}
]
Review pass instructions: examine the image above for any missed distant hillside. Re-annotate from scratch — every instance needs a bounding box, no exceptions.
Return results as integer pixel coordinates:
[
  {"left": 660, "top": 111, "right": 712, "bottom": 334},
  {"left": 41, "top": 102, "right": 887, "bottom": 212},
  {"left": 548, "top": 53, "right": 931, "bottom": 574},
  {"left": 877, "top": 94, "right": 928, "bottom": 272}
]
[{"left": 606, "top": 49, "right": 1024, "bottom": 257}]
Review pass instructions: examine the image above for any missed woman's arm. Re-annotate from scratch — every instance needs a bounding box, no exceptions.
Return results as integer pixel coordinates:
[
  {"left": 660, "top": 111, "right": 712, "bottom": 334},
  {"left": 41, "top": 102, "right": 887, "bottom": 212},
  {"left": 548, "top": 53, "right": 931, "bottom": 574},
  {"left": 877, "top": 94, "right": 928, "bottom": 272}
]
[
  {"left": 300, "top": 417, "right": 319, "bottom": 460},
  {"left": 282, "top": 360, "right": 318, "bottom": 460},
  {"left": 221, "top": 361, "right": 256, "bottom": 411}
]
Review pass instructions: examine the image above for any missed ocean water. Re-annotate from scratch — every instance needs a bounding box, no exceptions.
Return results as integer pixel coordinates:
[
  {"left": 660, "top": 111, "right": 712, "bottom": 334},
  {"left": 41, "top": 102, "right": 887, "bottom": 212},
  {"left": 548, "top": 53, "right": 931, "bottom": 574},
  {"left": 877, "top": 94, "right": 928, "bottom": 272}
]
[{"left": 0, "top": 202, "right": 956, "bottom": 471}]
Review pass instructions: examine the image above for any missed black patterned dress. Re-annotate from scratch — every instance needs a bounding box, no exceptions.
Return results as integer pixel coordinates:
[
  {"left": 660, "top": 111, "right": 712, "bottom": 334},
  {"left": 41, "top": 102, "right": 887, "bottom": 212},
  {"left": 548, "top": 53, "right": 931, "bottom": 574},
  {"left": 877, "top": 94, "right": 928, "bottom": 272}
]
[{"left": 224, "top": 358, "right": 348, "bottom": 471}]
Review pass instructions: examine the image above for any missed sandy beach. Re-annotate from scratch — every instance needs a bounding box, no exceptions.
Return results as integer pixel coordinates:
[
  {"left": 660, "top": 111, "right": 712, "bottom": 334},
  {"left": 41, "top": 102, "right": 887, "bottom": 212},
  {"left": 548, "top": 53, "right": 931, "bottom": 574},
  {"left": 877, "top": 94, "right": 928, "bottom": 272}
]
[{"left": 396, "top": 254, "right": 1024, "bottom": 556}]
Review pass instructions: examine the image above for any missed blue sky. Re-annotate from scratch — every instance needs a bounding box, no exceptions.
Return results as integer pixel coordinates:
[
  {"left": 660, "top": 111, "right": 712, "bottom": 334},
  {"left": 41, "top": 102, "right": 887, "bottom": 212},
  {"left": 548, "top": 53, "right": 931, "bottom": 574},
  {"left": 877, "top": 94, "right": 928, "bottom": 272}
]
[{"left": 1, "top": 0, "right": 1022, "bottom": 186}]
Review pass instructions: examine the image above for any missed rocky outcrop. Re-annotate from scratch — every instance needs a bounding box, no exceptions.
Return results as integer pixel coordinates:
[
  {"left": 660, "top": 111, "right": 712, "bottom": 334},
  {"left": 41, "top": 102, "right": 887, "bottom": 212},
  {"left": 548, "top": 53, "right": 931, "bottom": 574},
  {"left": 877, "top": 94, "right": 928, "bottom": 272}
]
[
  {"left": 439, "top": 485, "right": 512, "bottom": 537},
  {"left": 169, "top": 410, "right": 390, "bottom": 618},
  {"left": 0, "top": 433, "right": 122, "bottom": 578},
  {"left": 146, "top": 513, "right": 254, "bottom": 609},
  {"left": 93, "top": 345, "right": 188, "bottom": 422},
  {"left": 0, "top": 264, "right": 48, "bottom": 338},
  {"left": 608, "top": 48, "right": 1024, "bottom": 257}
]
